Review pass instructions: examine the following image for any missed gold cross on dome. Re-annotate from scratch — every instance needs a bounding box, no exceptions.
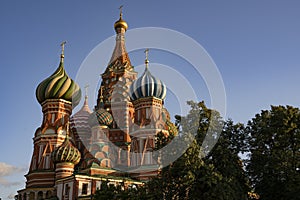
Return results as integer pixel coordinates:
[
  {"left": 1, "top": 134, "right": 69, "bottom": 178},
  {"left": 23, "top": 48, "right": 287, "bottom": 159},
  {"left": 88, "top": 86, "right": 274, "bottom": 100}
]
[
  {"left": 119, "top": 5, "right": 123, "bottom": 18},
  {"left": 60, "top": 41, "right": 66, "bottom": 55}
]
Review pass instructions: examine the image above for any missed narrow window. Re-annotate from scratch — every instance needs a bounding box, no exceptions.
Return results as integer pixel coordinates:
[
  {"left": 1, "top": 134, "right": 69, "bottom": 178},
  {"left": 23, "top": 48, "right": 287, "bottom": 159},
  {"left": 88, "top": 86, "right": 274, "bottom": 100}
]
[
  {"left": 137, "top": 110, "right": 140, "bottom": 121},
  {"left": 82, "top": 183, "right": 88, "bottom": 195},
  {"left": 145, "top": 108, "right": 149, "bottom": 119},
  {"left": 45, "top": 155, "right": 50, "bottom": 169},
  {"left": 51, "top": 114, "right": 55, "bottom": 124},
  {"left": 65, "top": 184, "right": 70, "bottom": 196},
  {"left": 38, "top": 145, "right": 44, "bottom": 161}
]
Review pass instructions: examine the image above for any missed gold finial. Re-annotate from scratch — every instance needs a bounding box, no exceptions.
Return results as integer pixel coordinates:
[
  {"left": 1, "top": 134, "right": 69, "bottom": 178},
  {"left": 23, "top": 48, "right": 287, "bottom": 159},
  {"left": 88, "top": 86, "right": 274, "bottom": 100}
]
[
  {"left": 60, "top": 41, "right": 66, "bottom": 62},
  {"left": 144, "top": 48, "right": 149, "bottom": 69},
  {"left": 119, "top": 5, "right": 123, "bottom": 19},
  {"left": 114, "top": 5, "right": 128, "bottom": 31}
]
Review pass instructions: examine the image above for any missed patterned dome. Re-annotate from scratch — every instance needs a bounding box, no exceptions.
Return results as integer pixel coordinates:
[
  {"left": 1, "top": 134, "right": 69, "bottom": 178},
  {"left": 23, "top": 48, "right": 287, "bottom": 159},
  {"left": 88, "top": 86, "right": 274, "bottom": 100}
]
[
  {"left": 36, "top": 58, "right": 81, "bottom": 107},
  {"left": 88, "top": 109, "right": 113, "bottom": 127},
  {"left": 130, "top": 67, "right": 166, "bottom": 101},
  {"left": 51, "top": 136, "right": 81, "bottom": 165},
  {"left": 70, "top": 95, "right": 92, "bottom": 134},
  {"left": 166, "top": 120, "right": 178, "bottom": 136}
]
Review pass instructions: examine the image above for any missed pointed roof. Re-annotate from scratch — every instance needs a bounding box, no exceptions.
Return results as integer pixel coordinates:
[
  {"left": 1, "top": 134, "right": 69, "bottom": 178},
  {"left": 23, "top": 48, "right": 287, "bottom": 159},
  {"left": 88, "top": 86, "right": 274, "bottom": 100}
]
[
  {"left": 105, "top": 9, "right": 133, "bottom": 73},
  {"left": 70, "top": 88, "right": 92, "bottom": 134},
  {"left": 77, "top": 94, "right": 92, "bottom": 114}
]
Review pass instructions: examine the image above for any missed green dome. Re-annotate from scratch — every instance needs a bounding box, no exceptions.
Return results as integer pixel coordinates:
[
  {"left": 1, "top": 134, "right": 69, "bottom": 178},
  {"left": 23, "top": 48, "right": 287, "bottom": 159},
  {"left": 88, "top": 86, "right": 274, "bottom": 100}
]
[
  {"left": 51, "top": 136, "right": 81, "bottom": 165},
  {"left": 88, "top": 109, "right": 113, "bottom": 127},
  {"left": 166, "top": 120, "right": 178, "bottom": 136},
  {"left": 36, "top": 60, "right": 81, "bottom": 107}
]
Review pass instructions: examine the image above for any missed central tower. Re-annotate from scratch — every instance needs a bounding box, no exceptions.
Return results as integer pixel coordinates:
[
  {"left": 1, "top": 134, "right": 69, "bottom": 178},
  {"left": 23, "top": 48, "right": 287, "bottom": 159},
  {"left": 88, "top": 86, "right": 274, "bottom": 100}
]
[{"left": 95, "top": 9, "right": 137, "bottom": 167}]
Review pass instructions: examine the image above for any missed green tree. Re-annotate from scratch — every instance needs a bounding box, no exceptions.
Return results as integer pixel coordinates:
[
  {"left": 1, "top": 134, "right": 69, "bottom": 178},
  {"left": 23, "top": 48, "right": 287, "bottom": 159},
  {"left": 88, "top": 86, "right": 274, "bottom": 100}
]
[
  {"left": 246, "top": 105, "right": 300, "bottom": 200},
  {"left": 93, "top": 180, "right": 150, "bottom": 200},
  {"left": 93, "top": 180, "right": 120, "bottom": 199},
  {"left": 147, "top": 101, "right": 249, "bottom": 200},
  {"left": 94, "top": 101, "right": 250, "bottom": 199},
  {"left": 203, "top": 120, "right": 249, "bottom": 200}
]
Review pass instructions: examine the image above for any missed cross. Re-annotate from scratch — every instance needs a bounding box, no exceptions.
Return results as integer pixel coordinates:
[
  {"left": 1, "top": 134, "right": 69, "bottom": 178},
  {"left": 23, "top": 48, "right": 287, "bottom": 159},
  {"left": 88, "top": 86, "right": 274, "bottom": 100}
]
[
  {"left": 60, "top": 41, "right": 67, "bottom": 55},
  {"left": 144, "top": 48, "right": 149, "bottom": 68},
  {"left": 144, "top": 48, "right": 149, "bottom": 61},
  {"left": 84, "top": 84, "right": 89, "bottom": 97},
  {"left": 119, "top": 5, "right": 123, "bottom": 18}
]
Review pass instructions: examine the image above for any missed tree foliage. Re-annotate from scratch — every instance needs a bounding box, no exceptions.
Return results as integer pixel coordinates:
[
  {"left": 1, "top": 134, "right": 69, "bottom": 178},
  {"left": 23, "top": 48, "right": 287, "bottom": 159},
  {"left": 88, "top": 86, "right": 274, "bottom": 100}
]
[
  {"left": 146, "top": 101, "right": 250, "bottom": 200},
  {"left": 246, "top": 105, "right": 300, "bottom": 200}
]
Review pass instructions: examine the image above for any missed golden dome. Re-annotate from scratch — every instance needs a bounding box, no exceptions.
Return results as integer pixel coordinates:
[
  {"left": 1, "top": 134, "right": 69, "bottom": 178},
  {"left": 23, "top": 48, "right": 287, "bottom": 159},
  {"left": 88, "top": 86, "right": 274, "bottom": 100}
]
[
  {"left": 114, "top": 6, "right": 128, "bottom": 31},
  {"left": 114, "top": 16, "right": 128, "bottom": 31}
]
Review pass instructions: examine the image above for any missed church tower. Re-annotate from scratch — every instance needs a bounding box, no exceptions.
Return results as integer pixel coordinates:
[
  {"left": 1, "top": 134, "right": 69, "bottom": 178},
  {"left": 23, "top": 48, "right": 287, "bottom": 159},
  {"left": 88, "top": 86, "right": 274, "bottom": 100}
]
[
  {"left": 22, "top": 43, "right": 81, "bottom": 199},
  {"left": 95, "top": 8, "right": 137, "bottom": 167},
  {"left": 129, "top": 50, "right": 169, "bottom": 180}
]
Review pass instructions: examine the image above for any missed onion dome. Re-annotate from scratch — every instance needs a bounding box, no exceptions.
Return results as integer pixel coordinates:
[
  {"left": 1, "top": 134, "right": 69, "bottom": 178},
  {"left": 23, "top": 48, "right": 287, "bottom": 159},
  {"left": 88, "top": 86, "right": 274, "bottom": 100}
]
[
  {"left": 130, "top": 50, "right": 167, "bottom": 101},
  {"left": 88, "top": 109, "right": 113, "bottom": 127},
  {"left": 51, "top": 136, "right": 81, "bottom": 165},
  {"left": 36, "top": 42, "right": 81, "bottom": 107},
  {"left": 114, "top": 6, "right": 128, "bottom": 32},
  {"left": 166, "top": 120, "right": 178, "bottom": 136}
]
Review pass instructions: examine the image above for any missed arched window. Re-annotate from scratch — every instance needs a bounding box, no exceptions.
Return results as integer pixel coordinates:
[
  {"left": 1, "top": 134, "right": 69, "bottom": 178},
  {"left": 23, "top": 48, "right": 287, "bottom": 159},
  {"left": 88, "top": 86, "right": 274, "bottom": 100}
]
[
  {"left": 29, "top": 192, "right": 35, "bottom": 200},
  {"left": 37, "top": 191, "right": 43, "bottom": 200},
  {"left": 46, "top": 191, "right": 52, "bottom": 198}
]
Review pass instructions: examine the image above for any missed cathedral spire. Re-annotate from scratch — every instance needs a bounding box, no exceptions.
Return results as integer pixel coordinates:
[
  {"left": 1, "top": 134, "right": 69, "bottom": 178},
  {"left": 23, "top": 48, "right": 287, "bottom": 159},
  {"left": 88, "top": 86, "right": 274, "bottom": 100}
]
[
  {"left": 108, "top": 6, "right": 132, "bottom": 69},
  {"left": 81, "top": 84, "right": 91, "bottom": 112}
]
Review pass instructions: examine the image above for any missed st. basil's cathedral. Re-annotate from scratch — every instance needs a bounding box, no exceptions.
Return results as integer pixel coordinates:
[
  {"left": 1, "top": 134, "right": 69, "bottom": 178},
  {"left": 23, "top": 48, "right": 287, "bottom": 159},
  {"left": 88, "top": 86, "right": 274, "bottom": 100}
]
[{"left": 17, "top": 10, "right": 178, "bottom": 200}]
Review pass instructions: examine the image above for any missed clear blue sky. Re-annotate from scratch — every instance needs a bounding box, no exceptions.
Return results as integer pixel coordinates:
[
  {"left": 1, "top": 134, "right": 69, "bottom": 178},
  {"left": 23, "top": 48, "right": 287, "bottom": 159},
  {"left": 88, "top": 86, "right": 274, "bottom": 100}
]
[{"left": 1, "top": 1, "right": 300, "bottom": 199}]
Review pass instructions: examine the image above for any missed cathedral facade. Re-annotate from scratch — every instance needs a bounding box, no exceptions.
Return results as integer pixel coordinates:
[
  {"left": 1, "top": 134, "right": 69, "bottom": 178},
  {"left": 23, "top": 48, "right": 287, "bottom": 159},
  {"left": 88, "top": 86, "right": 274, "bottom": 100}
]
[{"left": 17, "top": 12, "right": 177, "bottom": 200}]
